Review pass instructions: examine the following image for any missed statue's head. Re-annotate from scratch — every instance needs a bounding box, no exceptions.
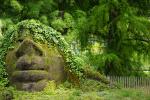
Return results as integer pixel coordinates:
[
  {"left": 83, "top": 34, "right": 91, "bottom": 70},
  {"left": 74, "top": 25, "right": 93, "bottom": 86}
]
[{"left": 6, "top": 37, "right": 66, "bottom": 91}]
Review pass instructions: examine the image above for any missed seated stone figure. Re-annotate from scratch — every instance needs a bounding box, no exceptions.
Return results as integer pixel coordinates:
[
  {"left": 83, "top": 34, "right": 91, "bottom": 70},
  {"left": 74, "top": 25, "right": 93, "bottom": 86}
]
[{"left": 6, "top": 38, "right": 66, "bottom": 91}]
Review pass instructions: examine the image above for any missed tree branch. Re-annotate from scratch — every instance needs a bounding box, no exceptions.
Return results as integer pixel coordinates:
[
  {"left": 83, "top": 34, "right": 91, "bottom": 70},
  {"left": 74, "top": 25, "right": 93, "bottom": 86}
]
[{"left": 125, "top": 38, "right": 150, "bottom": 43}]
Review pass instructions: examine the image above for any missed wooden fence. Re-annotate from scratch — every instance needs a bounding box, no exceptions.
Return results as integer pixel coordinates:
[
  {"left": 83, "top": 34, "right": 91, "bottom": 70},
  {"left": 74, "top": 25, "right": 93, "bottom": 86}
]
[{"left": 107, "top": 76, "right": 150, "bottom": 94}]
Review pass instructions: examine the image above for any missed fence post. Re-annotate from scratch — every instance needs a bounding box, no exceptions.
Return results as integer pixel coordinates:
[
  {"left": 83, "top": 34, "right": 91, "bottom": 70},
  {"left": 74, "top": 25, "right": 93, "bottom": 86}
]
[{"left": 106, "top": 76, "right": 150, "bottom": 94}]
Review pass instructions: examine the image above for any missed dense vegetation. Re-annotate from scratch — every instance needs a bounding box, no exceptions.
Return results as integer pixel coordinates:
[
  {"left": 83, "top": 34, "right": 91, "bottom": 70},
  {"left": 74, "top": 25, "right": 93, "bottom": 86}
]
[
  {"left": 1, "top": 0, "right": 149, "bottom": 75},
  {"left": 0, "top": 0, "right": 150, "bottom": 79},
  {"left": 1, "top": 85, "right": 150, "bottom": 100},
  {"left": 0, "top": 0, "right": 150, "bottom": 99}
]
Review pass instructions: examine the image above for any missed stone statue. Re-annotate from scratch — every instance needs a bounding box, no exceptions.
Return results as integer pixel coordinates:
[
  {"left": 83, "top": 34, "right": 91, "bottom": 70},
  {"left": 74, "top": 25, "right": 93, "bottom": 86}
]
[{"left": 6, "top": 38, "right": 66, "bottom": 91}]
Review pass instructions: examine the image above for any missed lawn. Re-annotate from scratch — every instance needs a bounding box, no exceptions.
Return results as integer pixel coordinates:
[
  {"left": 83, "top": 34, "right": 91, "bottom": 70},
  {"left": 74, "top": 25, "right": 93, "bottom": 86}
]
[{"left": 1, "top": 86, "right": 150, "bottom": 100}]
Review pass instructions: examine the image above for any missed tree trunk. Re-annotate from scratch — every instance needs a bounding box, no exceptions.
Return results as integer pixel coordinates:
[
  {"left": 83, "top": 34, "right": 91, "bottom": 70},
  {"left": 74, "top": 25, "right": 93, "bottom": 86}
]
[
  {"left": 58, "top": 0, "right": 66, "bottom": 19},
  {"left": 105, "top": 7, "right": 119, "bottom": 75}
]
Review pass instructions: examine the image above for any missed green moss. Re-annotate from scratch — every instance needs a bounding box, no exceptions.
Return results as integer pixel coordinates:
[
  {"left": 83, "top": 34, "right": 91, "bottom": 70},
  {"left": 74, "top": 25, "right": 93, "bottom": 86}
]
[
  {"left": 33, "top": 79, "right": 49, "bottom": 91},
  {"left": 39, "top": 42, "right": 62, "bottom": 57},
  {"left": 15, "top": 39, "right": 44, "bottom": 57},
  {"left": 0, "top": 86, "right": 14, "bottom": 100},
  {"left": 5, "top": 50, "right": 17, "bottom": 76},
  {"left": 43, "top": 80, "right": 56, "bottom": 95},
  {"left": 0, "top": 85, "right": 150, "bottom": 100},
  {"left": 12, "top": 70, "right": 49, "bottom": 82},
  {"left": 83, "top": 67, "right": 110, "bottom": 84},
  {"left": 80, "top": 79, "right": 109, "bottom": 92}
]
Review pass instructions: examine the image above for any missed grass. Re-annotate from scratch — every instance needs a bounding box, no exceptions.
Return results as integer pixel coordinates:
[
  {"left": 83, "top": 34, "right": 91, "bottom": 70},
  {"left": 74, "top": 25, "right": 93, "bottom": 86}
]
[
  {"left": 12, "top": 88, "right": 101, "bottom": 100},
  {"left": 1, "top": 87, "right": 150, "bottom": 100},
  {"left": 0, "top": 80, "right": 150, "bottom": 100},
  {"left": 11, "top": 89, "right": 150, "bottom": 100},
  {"left": 99, "top": 89, "right": 150, "bottom": 100}
]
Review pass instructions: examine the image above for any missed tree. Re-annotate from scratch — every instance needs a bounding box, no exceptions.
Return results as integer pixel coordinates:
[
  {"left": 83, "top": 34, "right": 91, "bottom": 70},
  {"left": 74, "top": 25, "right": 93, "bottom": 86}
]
[
  {"left": 128, "top": 0, "right": 150, "bottom": 17},
  {"left": 78, "top": 0, "right": 150, "bottom": 75}
]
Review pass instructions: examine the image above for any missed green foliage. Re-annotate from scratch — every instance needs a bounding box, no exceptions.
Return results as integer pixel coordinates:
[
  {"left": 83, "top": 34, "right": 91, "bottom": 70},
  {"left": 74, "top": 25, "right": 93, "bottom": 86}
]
[
  {"left": 50, "top": 11, "right": 75, "bottom": 34},
  {"left": 0, "top": 68, "right": 8, "bottom": 86},
  {"left": 128, "top": 0, "right": 150, "bottom": 16},
  {"left": 76, "top": 0, "right": 150, "bottom": 75},
  {"left": 39, "top": 15, "right": 49, "bottom": 25},
  {"left": 0, "top": 0, "right": 57, "bottom": 24},
  {"left": 73, "top": 10, "right": 89, "bottom": 48},
  {"left": 10, "top": 0, "right": 23, "bottom": 13},
  {"left": 80, "top": 79, "right": 109, "bottom": 92},
  {"left": 100, "top": 89, "right": 150, "bottom": 100},
  {"left": 1, "top": 85, "right": 149, "bottom": 100},
  {"left": 0, "top": 18, "right": 14, "bottom": 33},
  {"left": 87, "top": 53, "right": 121, "bottom": 74},
  {"left": 0, "top": 86, "right": 14, "bottom": 100},
  {"left": 89, "top": 2, "right": 109, "bottom": 35},
  {"left": 43, "top": 81, "right": 56, "bottom": 95},
  {"left": 51, "top": 19, "right": 66, "bottom": 32}
]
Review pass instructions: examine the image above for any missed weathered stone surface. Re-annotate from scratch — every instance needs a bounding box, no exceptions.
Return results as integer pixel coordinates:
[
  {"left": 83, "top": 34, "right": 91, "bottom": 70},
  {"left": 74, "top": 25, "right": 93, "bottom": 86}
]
[
  {"left": 45, "top": 56, "right": 66, "bottom": 83},
  {"left": 15, "top": 39, "right": 43, "bottom": 57},
  {"left": 13, "top": 80, "right": 48, "bottom": 91},
  {"left": 16, "top": 55, "right": 45, "bottom": 70},
  {"left": 11, "top": 70, "right": 49, "bottom": 82},
  {"left": 6, "top": 38, "right": 66, "bottom": 91}
]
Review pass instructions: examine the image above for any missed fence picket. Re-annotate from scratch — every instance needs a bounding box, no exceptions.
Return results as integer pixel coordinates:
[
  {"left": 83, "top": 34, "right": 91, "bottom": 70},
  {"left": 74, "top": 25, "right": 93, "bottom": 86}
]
[{"left": 107, "top": 76, "right": 150, "bottom": 94}]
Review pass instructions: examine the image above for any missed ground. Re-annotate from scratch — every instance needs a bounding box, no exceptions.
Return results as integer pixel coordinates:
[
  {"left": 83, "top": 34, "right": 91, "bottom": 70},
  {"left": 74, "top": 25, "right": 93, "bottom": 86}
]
[
  {"left": 8, "top": 88, "right": 150, "bottom": 100},
  {"left": 0, "top": 81, "right": 150, "bottom": 100}
]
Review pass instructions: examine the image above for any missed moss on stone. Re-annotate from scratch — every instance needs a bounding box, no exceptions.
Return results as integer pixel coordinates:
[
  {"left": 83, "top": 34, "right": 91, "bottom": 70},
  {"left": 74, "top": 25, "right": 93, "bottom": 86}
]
[
  {"left": 13, "top": 80, "right": 49, "bottom": 91},
  {"left": 83, "top": 68, "right": 110, "bottom": 84},
  {"left": 5, "top": 50, "right": 17, "bottom": 76},
  {"left": 33, "top": 80, "right": 49, "bottom": 91},
  {"left": 0, "top": 86, "right": 14, "bottom": 100},
  {"left": 12, "top": 70, "right": 49, "bottom": 82},
  {"left": 16, "top": 55, "right": 45, "bottom": 70},
  {"left": 15, "top": 39, "right": 44, "bottom": 57},
  {"left": 80, "top": 79, "right": 109, "bottom": 92},
  {"left": 43, "top": 80, "right": 56, "bottom": 94}
]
